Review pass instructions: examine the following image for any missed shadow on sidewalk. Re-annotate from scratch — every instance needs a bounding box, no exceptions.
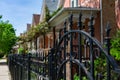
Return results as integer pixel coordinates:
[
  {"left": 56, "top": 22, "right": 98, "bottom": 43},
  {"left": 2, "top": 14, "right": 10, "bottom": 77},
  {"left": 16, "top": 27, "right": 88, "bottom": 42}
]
[
  {"left": 0, "top": 62, "right": 7, "bottom": 65},
  {"left": 0, "top": 58, "right": 7, "bottom": 65}
]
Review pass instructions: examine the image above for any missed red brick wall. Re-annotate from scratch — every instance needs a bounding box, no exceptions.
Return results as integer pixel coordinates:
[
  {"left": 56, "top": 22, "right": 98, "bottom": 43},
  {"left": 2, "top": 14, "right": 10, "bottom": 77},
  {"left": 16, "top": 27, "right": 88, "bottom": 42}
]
[
  {"left": 94, "top": 12, "right": 101, "bottom": 41},
  {"left": 64, "top": 0, "right": 70, "bottom": 7},
  {"left": 102, "top": 0, "right": 117, "bottom": 36},
  {"left": 115, "top": 0, "right": 120, "bottom": 29},
  {"left": 79, "top": 0, "right": 100, "bottom": 8},
  {"left": 64, "top": 0, "right": 100, "bottom": 8}
]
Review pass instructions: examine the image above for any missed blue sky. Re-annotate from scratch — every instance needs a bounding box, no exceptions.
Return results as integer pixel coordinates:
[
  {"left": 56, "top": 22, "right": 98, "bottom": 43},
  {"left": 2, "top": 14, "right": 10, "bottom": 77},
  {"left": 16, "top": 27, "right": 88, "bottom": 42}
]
[{"left": 0, "top": 0, "right": 42, "bottom": 36}]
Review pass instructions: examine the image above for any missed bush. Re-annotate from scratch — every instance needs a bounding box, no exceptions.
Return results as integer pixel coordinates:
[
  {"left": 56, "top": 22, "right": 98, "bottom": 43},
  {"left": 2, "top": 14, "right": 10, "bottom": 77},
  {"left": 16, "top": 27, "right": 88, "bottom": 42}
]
[
  {"left": 18, "top": 47, "right": 24, "bottom": 54},
  {"left": 111, "top": 30, "right": 120, "bottom": 60}
]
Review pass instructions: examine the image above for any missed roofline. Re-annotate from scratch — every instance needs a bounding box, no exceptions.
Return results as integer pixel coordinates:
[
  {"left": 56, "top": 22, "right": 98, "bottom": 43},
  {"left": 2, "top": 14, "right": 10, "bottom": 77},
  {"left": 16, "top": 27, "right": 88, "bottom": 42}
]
[{"left": 48, "top": 7, "right": 100, "bottom": 27}]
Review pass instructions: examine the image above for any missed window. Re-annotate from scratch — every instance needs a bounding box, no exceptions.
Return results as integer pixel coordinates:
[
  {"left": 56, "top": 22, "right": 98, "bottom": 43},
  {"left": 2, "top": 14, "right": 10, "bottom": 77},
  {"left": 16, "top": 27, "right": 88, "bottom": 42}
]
[
  {"left": 71, "top": 0, "right": 78, "bottom": 7},
  {"left": 72, "top": 0, "right": 74, "bottom": 7}
]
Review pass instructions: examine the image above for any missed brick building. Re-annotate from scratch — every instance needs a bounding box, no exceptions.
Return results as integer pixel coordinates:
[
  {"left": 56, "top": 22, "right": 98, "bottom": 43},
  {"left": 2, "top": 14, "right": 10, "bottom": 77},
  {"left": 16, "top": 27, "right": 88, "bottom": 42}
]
[
  {"left": 22, "top": 0, "right": 119, "bottom": 52},
  {"left": 116, "top": 0, "right": 120, "bottom": 29},
  {"left": 17, "top": 0, "right": 120, "bottom": 79}
]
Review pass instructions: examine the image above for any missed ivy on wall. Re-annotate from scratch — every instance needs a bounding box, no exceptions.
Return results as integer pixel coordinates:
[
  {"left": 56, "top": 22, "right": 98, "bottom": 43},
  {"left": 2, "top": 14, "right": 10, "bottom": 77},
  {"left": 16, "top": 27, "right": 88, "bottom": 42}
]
[{"left": 19, "top": 6, "right": 62, "bottom": 43}]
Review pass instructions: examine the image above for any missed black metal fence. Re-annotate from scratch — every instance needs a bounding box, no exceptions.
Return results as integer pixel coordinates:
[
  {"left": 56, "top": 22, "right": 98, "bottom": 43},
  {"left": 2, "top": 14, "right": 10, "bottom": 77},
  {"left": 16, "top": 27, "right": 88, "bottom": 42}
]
[
  {"left": 8, "top": 51, "right": 49, "bottom": 80},
  {"left": 8, "top": 14, "right": 120, "bottom": 80}
]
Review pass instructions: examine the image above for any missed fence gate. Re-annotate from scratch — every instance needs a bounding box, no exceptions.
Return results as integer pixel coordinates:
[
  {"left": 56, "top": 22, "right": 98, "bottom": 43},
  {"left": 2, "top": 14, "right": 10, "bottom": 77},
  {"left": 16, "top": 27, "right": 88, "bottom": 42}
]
[{"left": 48, "top": 14, "right": 120, "bottom": 80}]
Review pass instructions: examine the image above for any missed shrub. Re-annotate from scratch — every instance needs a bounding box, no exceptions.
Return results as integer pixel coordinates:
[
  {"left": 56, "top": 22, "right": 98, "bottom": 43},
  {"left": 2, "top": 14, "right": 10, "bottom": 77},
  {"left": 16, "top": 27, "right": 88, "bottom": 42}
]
[{"left": 111, "top": 30, "right": 120, "bottom": 60}]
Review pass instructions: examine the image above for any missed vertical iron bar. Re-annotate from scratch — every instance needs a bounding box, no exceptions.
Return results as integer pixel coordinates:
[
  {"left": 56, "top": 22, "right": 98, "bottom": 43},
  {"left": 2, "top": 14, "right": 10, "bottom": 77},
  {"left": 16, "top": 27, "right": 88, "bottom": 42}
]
[
  {"left": 44, "top": 34, "right": 46, "bottom": 49},
  {"left": 43, "top": 52, "right": 45, "bottom": 78},
  {"left": 89, "top": 15, "right": 94, "bottom": 80},
  {"left": 28, "top": 53, "right": 31, "bottom": 80},
  {"left": 14, "top": 59, "right": 16, "bottom": 80},
  {"left": 105, "top": 23, "right": 111, "bottom": 80},
  {"left": 49, "top": 48, "right": 56, "bottom": 80},
  {"left": 53, "top": 27, "right": 56, "bottom": 47},
  {"left": 18, "top": 65, "right": 20, "bottom": 80},
  {"left": 14, "top": 64, "right": 16, "bottom": 80},
  {"left": 48, "top": 50, "right": 51, "bottom": 80},
  {"left": 12, "top": 56, "right": 15, "bottom": 80},
  {"left": 36, "top": 37, "right": 37, "bottom": 52},
  {"left": 69, "top": 14, "right": 73, "bottom": 80},
  {"left": 16, "top": 64, "right": 18, "bottom": 80},
  {"left": 59, "top": 29, "right": 62, "bottom": 42},
  {"left": 63, "top": 20, "right": 67, "bottom": 80},
  {"left": 20, "top": 66, "right": 22, "bottom": 80},
  {"left": 78, "top": 13, "right": 82, "bottom": 80}
]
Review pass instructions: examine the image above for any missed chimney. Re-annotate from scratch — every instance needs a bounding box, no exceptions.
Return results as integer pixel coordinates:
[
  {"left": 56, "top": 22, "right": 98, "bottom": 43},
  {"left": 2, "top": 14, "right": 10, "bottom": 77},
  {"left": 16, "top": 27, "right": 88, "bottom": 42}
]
[{"left": 27, "top": 24, "right": 31, "bottom": 31}]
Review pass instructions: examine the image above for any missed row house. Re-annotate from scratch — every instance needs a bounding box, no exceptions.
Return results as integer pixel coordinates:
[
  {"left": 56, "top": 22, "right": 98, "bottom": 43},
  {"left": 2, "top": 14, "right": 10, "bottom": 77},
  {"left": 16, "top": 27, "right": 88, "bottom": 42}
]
[
  {"left": 23, "top": 0, "right": 119, "bottom": 54},
  {"left": 49, "top": 0, "right": 117, "bottom": 44},
  {"left": 116, "top": 0, "right": 120, "bottom": 29},
  {"left": 36, "top": 0, "right": 59, "bottom": 53},
  {"left": 26, "top": 14, "right": 40, "bottom": 53},
  {"left": 24, "top": 0, "right": 59, "bottom": 54},
  {"left": 41, "top": 0, "right": 118, "bottom": 79},
  {"left": 20, "top": 0, "right": 118, "bottom": 53},
  {"left": 17, "top": 0, "right": 120, "bottom": 79},
  {"left": 17, "top": 0, "right": 119, "bottom": 59}
]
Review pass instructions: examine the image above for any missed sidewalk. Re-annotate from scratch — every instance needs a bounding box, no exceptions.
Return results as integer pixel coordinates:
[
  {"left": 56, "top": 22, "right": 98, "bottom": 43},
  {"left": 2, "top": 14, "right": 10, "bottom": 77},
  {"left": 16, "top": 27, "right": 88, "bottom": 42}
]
[{"left": 0, "top": 58, "right": 11, "bottom": 80}]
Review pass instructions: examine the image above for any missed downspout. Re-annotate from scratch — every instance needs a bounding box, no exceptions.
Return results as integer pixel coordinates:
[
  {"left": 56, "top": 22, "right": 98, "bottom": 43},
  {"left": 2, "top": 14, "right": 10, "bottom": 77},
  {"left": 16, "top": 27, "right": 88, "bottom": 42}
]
[{"left": 100, "top": 0, "right": 103, "bottom": 44}]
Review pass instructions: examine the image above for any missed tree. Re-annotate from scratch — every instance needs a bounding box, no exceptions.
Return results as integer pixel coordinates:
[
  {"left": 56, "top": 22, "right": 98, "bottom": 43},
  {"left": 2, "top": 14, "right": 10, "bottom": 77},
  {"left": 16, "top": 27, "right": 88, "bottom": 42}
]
[{"left": 0, "top": 16, "right": 16, "bottom": 56}]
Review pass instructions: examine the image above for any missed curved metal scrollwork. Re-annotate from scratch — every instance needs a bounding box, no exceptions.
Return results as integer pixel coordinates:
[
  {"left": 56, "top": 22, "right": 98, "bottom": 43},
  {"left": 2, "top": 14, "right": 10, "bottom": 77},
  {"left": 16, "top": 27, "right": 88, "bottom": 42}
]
[{"left": 54, "top": 14, "right": 120, "bottom": 80}]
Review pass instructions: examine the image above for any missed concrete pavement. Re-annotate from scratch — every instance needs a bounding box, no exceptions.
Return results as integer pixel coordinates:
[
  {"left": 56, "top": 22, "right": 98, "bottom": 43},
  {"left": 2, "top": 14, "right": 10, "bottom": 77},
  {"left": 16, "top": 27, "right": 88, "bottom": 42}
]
[{"left": 0, "top": 59, "right": 11, "bottom": 80}]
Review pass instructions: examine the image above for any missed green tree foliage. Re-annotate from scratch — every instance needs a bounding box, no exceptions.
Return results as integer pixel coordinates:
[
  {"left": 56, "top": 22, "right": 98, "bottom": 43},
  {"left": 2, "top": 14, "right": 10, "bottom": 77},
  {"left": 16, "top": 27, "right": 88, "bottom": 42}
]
[
  {"left": 0, "top": 16, "right": 16, "bottom": 55},
  {"left": 50, "top": 6, "right": 62, "bottom": 17},
  {"left": 111, "top": 30, "right": 120, "bottom": 60}
]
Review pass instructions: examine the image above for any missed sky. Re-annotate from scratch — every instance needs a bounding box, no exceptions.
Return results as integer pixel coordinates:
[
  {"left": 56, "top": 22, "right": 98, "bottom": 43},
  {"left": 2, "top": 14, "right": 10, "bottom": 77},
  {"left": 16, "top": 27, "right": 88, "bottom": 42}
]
[{"left": 0, "top": 0, "right": 43, "bottom": 36}]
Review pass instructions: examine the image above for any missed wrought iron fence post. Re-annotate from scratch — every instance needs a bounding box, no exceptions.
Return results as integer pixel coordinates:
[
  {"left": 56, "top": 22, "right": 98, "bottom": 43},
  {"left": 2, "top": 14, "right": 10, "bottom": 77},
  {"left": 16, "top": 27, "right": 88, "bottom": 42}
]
[
  {"left": 78, "top": 12, "right": 82, "bottom": 80},
  {"left": 48, "top": 48, "right": 56, "bottom": 80},
  {"left": 89, "top": 14, "right": 94, "bottom": 80},
  {"left": 63, "top": 20, "right": 67, "bottom": 80},
  {"left": 11, "top": 55, "right": 14, "bottom": 80},
  {"left": 105, "top": 23, "right": 111, "bottom": 80},
  {"left": 14, "top": 55, "right": 17, "bottom": 80},
  {"left": 69, "top": 13, "right": 73, "bottom": 80},
  {"left": 20, "top": 65, "right": 22, "bottom": 80},
  {"left": 48, "top": 50, "right": 51, "bottom": 80},
  {"left": 28, "top": 53, "right": 31, "bottom": 80},
  {"left": 21, "top": 54, "right": 24, "bottom": 80},
  {"left": 59, "top": 29, "right": 63, "bottom": 42}
]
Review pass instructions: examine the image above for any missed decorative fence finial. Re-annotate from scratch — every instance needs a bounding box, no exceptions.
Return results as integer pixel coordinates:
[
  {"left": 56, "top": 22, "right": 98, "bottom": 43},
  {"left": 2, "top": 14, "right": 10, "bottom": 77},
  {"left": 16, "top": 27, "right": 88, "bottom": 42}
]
[
  {"left": 78, "top": 12, "right": 82, "bottom": 30},
  {"left": 89, "top": 14, "right": 94, "bottom": 37},
  {"left": 105, "top": 22, "right": 111, "bottom": 80},
  {"left": 105, "top": 22, "right": 111, "bottom": 37},
  {"left": 64, "top": 20, "right": 67, "bottom": 30},
  {"left": 69, "top": 14, "right": 73, "bottom": 30}
]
